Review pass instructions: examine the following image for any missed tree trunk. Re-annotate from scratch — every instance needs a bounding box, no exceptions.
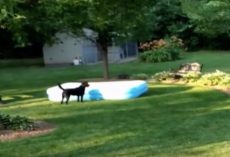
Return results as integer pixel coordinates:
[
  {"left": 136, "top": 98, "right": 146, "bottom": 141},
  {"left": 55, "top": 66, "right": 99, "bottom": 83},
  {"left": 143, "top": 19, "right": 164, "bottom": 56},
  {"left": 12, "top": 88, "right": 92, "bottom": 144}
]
[
  {"left": 102, "top": 50, "right": 109, "bottom": 80},
  {"left": 96, "top": 42, "right": 110, "bottom": 79}
]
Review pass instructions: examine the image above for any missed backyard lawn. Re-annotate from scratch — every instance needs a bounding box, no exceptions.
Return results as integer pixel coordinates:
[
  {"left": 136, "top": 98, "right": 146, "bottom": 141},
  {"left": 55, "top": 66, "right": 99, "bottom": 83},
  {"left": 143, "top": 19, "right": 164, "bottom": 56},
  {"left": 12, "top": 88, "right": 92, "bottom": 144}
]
[{"left": 1, "top": 51, "right": 230, "bottom": 157}]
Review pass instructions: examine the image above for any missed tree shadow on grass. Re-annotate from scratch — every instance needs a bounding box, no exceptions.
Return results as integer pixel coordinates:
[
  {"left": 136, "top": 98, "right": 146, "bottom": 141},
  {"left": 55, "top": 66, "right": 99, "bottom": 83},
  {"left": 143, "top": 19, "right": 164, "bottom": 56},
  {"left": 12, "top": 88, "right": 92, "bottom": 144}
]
[
  {"left": 42, "top": 110, "right": 230, "bottom": 157},
  {"left": 143, "top": 83, "right": 193, "bottom": 97},
  {"left": 0, "top": 88, "right": 46, "bottom": 107},
  {"left": 35, "top": 87, "right": 230, "bottom": 157},
  {"left": 1, "top": 84, "right": 230, "bottom": 157}
]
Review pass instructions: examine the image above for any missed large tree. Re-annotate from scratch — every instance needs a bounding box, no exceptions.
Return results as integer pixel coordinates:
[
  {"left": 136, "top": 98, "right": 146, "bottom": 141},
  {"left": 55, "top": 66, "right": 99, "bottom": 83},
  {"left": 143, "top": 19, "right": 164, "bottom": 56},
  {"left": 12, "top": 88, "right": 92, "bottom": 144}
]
[
  {"left": 182, "top": 0, "right": 230, "bottom": 36},
  {"left": 1, "top": 0, "right": 154, "bottom": 79},
  {"left": 58, "top": 0, "right": 154, "bottom": 79}
]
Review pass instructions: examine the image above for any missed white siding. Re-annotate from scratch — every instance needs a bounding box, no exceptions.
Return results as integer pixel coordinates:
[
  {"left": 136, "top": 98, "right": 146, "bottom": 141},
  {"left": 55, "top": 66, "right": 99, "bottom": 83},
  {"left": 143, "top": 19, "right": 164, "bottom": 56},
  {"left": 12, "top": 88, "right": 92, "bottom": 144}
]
[
  {"left": 43, "top": 33, "right": 83, "bottom": 64},
  {"left": 43, "top": 32, "right": 137, "bottom": 65},
  {"left": 108, "top": 46, "right": 124, "bottom": 63}
]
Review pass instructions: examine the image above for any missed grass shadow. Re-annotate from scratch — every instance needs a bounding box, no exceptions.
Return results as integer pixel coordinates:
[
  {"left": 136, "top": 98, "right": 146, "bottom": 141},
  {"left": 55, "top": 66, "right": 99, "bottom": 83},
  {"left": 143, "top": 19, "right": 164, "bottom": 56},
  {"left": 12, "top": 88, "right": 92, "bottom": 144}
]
[
  {"left": 0, "top": 88, "right": 46, "bottom": 107},
  {"left": 32, "top": 92, "right": 230, "bottom": 157},
  {"left": 1, "top": 83, "right": 230, "bottom": 157}
]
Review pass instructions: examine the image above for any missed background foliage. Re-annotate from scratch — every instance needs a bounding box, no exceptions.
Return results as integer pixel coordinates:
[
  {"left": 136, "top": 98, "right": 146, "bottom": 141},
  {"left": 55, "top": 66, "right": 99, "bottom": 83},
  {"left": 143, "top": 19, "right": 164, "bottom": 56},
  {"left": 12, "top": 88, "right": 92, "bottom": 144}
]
[
  {"left": 139, "top": 36, "right": 184, "bottom": 63},
  {"left": 0, "top": 0, "right": 230, "bottom": 59}
]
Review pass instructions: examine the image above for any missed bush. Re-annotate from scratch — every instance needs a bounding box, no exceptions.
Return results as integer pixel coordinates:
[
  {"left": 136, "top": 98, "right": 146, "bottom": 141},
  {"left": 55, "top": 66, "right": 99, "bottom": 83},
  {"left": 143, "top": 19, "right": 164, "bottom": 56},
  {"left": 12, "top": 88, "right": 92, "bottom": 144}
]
[
  {"left": 130, "top": 73, "right": 149, "bottom": 80},
  {"left": 139, "top": 36, "right": 184, "bottom": 63},
  {"left": 152, "top": 71, "right": 174, "bottom": 81},
  {"left": 139, "top": 47, "right": 173, "bottom": 63},
  {"left": 0, "top": 114, "right": 35, "bottom": 131},
  {"left": 182, "top": 71, "right": 202, "bottom": 83},
  {"left": 153, "top": 70, "right": 230, "bottom": 87},
  {"left": 197, "top": 70, "right": 230, "bottom": 86}
]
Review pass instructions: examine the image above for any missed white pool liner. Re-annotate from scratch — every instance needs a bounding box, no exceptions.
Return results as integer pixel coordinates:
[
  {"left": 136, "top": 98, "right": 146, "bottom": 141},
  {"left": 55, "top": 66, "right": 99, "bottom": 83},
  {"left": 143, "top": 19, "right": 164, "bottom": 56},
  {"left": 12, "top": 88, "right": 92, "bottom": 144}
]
[{"left": 47, "top": 80, "right": 148, "bottom": 102}]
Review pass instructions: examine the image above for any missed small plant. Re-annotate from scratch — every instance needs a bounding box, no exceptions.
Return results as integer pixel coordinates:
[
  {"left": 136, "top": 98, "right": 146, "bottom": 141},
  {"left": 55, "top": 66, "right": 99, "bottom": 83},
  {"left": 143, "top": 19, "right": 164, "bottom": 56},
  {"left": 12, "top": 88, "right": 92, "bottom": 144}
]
[
  {"left": 131, "top": 73, "right": 149, "bottom": 80},
  {"left": 152, "top": 71, "right": 174, "bottom": 81},
  {"left": 0, "top": 113, "right": 35, "bottom": 131},
  {"left": 182, "top": 71, "right": 202, "bottom": 83}
]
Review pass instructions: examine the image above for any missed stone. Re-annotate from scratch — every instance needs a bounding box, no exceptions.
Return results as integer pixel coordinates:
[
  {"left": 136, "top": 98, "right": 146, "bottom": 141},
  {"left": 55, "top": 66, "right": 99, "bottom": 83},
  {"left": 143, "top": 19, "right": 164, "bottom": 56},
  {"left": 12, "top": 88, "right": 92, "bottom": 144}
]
[
  {"left": 174, "top": 62, "right": 203, "bottom": 79},
  {"left": 177, "top": 62, "right": 203, "bottom": 73}
]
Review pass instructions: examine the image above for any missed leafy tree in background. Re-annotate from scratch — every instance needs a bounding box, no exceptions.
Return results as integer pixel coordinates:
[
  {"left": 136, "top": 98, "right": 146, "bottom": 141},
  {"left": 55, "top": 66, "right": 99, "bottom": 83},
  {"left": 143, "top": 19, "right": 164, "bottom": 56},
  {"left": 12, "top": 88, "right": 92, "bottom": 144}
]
[
  {"left": 0, "top": 0, "right": 154, "bottom": 79},
  {"left": 182, "top": 0, "right": 230, "bottom": 36},
  {"left": 150, "top": 0, "right": 230, "bottom": 50},
  {"left": 0, "top": 0, "right": 19, "bottom": 57},
  {"left": 146, "top": 0, "right": 200, "bottom": 50},
  {"left": 149, "top": 0, "right": 188, "bottom": 38},
  {"left": 59, "top": 0, "right": 154, "bottom": 79},
  {"left": 0, "top": 0, "right": 62, "bottom": 58}
]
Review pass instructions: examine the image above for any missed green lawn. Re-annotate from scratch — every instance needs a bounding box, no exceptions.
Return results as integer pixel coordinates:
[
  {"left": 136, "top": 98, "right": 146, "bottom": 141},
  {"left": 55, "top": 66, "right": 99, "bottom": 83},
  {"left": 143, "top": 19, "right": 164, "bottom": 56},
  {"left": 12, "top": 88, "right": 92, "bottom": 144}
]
[{"left": 1, "top": 51, "right": 230, "bottom": 157}]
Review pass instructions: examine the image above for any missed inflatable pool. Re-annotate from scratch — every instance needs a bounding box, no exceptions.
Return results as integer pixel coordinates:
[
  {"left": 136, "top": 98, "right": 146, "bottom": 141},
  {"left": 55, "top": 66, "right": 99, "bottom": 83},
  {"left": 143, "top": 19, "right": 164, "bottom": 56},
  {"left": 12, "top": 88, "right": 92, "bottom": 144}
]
[{"left": 47, "top": 80, "right": 148, "bottom": 102}]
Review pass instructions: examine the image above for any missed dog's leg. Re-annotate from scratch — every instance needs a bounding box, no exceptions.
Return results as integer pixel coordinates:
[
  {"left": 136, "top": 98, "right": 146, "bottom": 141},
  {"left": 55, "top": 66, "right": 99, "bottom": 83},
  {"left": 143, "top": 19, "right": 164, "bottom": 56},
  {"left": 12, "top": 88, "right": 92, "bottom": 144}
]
[
  {"left": 80, "top": 95, "right": 83, "bottom": 102},
  {"left": 66, "top": 95, "right": 70, "bottom": 104},
  {"left": 61, "top": 93, "right": 64, "bottom": 104}
]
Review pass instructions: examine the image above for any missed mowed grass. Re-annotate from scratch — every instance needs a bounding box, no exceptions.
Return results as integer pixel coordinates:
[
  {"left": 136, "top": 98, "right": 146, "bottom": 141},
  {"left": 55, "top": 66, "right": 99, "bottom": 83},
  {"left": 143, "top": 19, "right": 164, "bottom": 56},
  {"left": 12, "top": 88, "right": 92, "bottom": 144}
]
[{"left": 1, "top": 51, "right": 230, "bottom": 157}]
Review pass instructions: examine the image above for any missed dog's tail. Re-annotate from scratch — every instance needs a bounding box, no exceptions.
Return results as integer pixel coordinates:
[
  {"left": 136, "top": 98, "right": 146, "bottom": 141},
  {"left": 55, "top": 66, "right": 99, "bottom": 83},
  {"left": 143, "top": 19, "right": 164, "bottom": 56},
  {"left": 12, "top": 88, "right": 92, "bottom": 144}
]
[{"left": 58, "top": 84, "right": 65, "bottom": 91}]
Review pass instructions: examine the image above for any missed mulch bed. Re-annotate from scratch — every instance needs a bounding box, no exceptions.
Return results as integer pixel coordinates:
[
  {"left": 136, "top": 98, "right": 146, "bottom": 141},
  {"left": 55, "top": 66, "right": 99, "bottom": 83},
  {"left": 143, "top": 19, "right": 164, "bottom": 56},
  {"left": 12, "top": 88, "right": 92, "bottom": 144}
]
[{"left": 0, "top": 121, "right": 55, "bottom": 141}]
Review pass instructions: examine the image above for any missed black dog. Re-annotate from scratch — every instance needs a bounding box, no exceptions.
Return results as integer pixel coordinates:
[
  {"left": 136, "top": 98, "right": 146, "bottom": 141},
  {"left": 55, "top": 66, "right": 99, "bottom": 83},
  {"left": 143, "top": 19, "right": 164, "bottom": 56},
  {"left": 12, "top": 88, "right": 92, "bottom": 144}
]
[{"left": 58, "top": 81, "right": 89, "bottom": 104}]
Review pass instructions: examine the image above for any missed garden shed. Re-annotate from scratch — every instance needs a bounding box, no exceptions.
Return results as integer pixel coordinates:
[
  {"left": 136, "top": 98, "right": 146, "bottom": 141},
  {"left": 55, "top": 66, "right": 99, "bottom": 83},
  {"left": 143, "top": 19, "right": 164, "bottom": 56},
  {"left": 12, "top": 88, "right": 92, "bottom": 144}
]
[
  {"left": 43, "top": 32, "right": 99, "bottom": 65},
  {"left": 43, "top": 32, "right": 138, "bottom": 65}
]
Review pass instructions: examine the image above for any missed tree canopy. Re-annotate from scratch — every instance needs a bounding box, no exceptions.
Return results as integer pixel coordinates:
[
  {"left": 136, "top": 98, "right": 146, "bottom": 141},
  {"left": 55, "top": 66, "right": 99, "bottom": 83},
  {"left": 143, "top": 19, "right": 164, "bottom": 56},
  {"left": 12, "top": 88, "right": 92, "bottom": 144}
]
[
  {"left": 182, "top": 0, "right": 230, "bottom": 36},
  {"left": 1, "top": 0, "right": 155, "bottom": 79},
  {"left": 49, "top": 0, "right": 155, "bottom": 79},
  {"left": 1, "top": 0, "right": 230, "bottom": 73}
]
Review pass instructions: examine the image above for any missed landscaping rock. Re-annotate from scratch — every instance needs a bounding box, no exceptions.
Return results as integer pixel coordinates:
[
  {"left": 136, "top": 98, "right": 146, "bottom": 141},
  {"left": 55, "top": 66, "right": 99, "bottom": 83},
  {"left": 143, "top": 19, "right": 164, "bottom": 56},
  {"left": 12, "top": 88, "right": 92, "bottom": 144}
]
[
  {"left": 174, "top": 62, "right": 203, "bottom": 79},
  {"left": 178, "top": 62, "right": 203, "bottom": 73}
]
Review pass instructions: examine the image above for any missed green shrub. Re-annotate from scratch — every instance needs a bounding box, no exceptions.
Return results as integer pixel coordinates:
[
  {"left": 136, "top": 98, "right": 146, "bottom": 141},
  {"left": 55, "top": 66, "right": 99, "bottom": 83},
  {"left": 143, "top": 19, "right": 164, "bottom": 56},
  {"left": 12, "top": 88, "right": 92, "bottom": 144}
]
[
  {"left": 153, "top": 70, "right": 230, "bottom": 87},
  {"left": 197, "top": 70, "right": 230, "bottom": 86},
  {"left": 139, "top": 36, "right": 184, "bottom": 63},
  {"left": 182, "top": 71, "right": 202, "bottom": 83},
  {"left": 131, "top": 73, "right": 149, "bottom": 80},
  {"left": 152, "top": 71, "right": 174, "bottom": 81},
  {"left": 0, "top": 114, "right": 35, "bottom": 131},
  {"left": 139, "top": 48, "right": 171, "bottom": 63}
]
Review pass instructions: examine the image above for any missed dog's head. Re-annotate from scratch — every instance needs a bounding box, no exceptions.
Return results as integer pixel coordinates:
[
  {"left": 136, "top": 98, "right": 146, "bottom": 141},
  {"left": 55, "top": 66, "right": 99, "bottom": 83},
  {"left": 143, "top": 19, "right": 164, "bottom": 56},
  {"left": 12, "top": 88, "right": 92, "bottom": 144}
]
[{"left": 81, "top": 81, "right": 89, "bottom": 87}]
